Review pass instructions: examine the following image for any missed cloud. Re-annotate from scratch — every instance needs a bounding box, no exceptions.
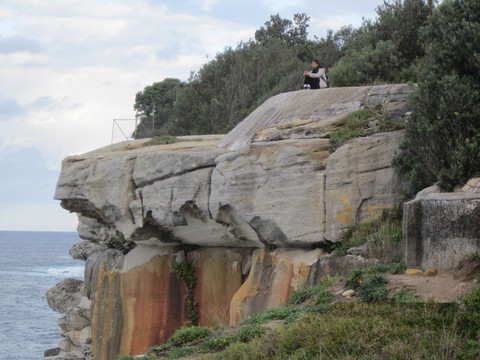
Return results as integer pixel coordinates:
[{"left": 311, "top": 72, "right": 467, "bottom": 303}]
[
  {"left": 194, "top": 0, "right": 220, "bottom": 12},
  {"left": 0, "top": 35, "right": 43, "bottom": 54},
  {"left": 0, "top": 94, "right": 23, "bottom": 120},
  {"left": 0, "top": 0, "right": 387, "bottom": 231}
]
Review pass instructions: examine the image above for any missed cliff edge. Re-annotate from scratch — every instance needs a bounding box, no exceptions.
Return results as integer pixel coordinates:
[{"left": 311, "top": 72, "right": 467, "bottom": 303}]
[{"left": 46, "top": 84, "right": 412, "bottom": 360}]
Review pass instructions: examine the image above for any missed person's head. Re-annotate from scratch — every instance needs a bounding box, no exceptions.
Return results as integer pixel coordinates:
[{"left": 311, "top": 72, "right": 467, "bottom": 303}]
[{"left": 311, "top": 60, "right": 320, "bottom": 68}]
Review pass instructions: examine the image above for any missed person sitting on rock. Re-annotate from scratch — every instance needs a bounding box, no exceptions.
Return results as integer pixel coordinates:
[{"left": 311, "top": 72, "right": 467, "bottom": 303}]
[{"left": 303, "top": 60, "right": 328, "bottom": 89}]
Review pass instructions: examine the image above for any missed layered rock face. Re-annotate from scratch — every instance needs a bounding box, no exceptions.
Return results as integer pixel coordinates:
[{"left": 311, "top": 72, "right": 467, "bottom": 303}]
[{"left": 47, "top": 85, "right": 411, "bottom": 359}]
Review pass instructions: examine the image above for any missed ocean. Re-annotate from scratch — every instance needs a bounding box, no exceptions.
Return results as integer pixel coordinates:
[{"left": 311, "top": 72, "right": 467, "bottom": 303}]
[{"left": 0, "top": 231, "right": 84, "bottom": 360}]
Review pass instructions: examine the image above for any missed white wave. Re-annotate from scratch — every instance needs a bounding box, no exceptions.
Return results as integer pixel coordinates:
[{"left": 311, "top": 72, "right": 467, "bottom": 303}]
[{"left": 45, "top": 266, "right": 84, "bottom": 278}]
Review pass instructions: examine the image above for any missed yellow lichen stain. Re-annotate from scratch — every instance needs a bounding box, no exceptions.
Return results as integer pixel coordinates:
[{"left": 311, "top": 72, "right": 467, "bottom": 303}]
[
  {"left": 323, "top": 264, "right": 331, "bottom": 274},
  {"left": 258, "top": 249, "right": 266, "bottom": 264},
  {"left": 120, "top": 296, "right": 137, "bottom": 355},
  {"left": 336, "top": 194, "right": 353, "bottom": 224},
  {"left": 364, "top": 205, "right": 393, "bottom": 219},
  {"left": 229, "top": 251, "right": 263, "bottom": 325},
  {"left": 291, "top": 263, "right": 310, "bottom": 290},
  {"left": 92, "top": 263, "right": 117, "bottom": 360}
]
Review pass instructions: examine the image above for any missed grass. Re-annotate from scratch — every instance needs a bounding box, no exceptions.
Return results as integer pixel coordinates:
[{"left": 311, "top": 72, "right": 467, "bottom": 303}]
[
  {"left": 142, "top": 136, "right": 204, "bottom": 147},
  {"left": 169, "top": 326, "right": 210, "bottom": 346},
  {"left": 116, "top": 278, "right": 480, "bottom": 360},
  {"left": 198, "top": 300, "right": 479, "bottom": 360},
  {"left": 344, "top": 263, "right": 405, "bottom": 290},
  {"left": 329, "top": 107, "right": 405, "bottom": 149},
  {"left": 332, "top": 207, "right": 403, "bottom": 263},
  {"left": 469, "top": 252, "right": 480, "bottom": 262}
]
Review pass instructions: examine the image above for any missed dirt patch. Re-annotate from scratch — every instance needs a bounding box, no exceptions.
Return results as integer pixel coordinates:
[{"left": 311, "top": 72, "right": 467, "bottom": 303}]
[{"left": 388, "top": 272, "right": 478, "bottom": 302}]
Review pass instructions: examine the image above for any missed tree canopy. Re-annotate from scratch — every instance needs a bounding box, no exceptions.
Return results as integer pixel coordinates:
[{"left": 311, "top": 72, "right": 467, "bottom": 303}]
[
  {"left": 394, "top": 0, "right": 480, "bottom": 195},
  {"left": 133, "top": 0, "right": 480, "bottom": 195},
  {"left": 134, "top": 2, "right": 436, "bottom": 138}
]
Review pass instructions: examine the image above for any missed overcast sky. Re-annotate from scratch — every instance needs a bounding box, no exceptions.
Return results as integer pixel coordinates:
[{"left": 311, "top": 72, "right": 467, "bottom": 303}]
[{"left": 0, "top": 0, "right": 385, "bottom": 232}]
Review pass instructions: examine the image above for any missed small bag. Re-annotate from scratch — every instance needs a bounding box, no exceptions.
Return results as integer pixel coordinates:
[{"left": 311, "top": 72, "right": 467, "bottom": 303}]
[{"left": 321, "top": 68, "right": 330, "bottom": 88}]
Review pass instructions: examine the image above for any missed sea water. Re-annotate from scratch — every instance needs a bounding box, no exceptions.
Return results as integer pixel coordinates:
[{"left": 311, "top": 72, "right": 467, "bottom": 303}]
[{"left": 0, "top": 231, "right": 84, "bottom": 360}]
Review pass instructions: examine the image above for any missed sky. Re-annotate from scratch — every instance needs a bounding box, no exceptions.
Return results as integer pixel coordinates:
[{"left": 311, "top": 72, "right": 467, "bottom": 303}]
[{"left": 0, "top": 0, "right": 385, "bottom": 232}]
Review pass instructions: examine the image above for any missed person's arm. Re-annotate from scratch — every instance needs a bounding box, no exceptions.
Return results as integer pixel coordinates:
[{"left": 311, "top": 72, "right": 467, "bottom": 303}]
[{"left": 306, "top": 70, "right": 321, "bottom": 78}]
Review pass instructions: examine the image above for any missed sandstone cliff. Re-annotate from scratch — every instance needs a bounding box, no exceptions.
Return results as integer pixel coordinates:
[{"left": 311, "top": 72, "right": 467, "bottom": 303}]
[{"left": 46, "top": 84, "right": 412, "bottom": 360}]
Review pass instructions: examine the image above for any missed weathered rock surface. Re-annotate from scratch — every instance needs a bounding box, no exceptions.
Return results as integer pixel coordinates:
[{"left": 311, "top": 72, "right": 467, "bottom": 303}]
[
  {"left": 88, "top": 246, "right": 187, "bottom": 359},
  {"left": 46, "top": 278, "right": 92, "bottom": 359},
  {"left": 404, "top": 192, "right": 480, "bottom": 271},
  {"left": 69, "top": 241, "right": 106, "bottom": 261},
  {"left": 210, "top": 139, "right": 330, "bottom": 246},
  {"left": 218, "top": 86, "right": 369, "bottom": 150},
  {"left": 325, "top": 131, "right": 407, "bottom": 241},
  {"left": 305, "top": 254, "right": 378, "bottom": 287},
  {"left": 188, "top": 248, "right": 251, "bottom": 326},
  {"left": 47, "top": 279, "right": 84, "bottom": 314},
  {"left": 50, "top": 85, "right": 414, "bottom": 359},
  {"left": 230, "top": 248, "right": 324, "bottom": 325}
]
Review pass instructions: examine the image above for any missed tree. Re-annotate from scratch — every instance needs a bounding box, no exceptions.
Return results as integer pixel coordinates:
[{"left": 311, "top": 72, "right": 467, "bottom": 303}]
[
  {"left": 255, "top": 13, "right": 310, "bottom": 47},
  {"left": 375, "top": 0, "right": 432, "bottom": 64},
  {"left": 173, "top": 40, "right": 304, "bottom": 135},
  {"left": 133, "top": 78, "right": 184, "bottom": 138},
  {"left": 328, "top": 0, "right": 432, "bottom": 86},
  {"left": 394, "top": 0, "right": 480, "bottom": 195}
]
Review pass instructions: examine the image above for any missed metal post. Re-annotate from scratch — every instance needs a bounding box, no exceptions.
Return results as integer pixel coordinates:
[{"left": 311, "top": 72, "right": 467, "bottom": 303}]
[
  {"left": 134, "top": 110, "right": 138, "bottom": 139},
  {"left": 111, "top": 119, "right": 115, "bottom": 144},
  {"left": 152, "top": 104, "right": 155, "bottom": 131}
]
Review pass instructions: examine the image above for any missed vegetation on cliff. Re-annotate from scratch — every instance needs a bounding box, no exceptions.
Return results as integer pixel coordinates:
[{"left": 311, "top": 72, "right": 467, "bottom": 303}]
[
  {"left": 132, "top": 0, "right": 432, "bottom": 138},
  {"left": 117, "top": 268, "right": 480, "bottom": 360},
  {"left": 394, "top": 0, "right": 480, "bottom": 195},
  {"left": 114, "top": 213, "right": 480, "bottom": 360},
  {"left": 132, "top": 0, "right": 480, "bottom": 195}
]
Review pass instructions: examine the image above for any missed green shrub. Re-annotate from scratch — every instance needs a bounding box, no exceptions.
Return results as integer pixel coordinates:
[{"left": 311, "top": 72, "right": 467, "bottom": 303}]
[
  {"left": 242, "top": 305, "right": 298, "bottom": 325},
  {"left": 198, "top": 337, "right": 229, "bottom": 353},
  {"left": 144, "top": 135, "right": 179, "bottom": 146},
  {"left": 315, "top": 288, "right": 333, "bottom": 305},
  {"left": 173, "top": 261, "right": 199, "bottom": 325},
  {"left": 329, "top": 108, "right": 375, "bottom": 148},
  {"left": 457, "top": 287, "right": 480, "bottom": 339},
  {"left": 370, "top": 263, "right": 406, "bottom": 274},
  {"left": 309, "top": 303, "right": 334, "bottom": 314},
  {"left": 166, "top": 346, "right": 197, "bottom": 359},
  {"left": 344, "top": 267, "right": 366, "bottom": 289},
  {"left": 469, "top": 252, "right": 480, "bottom": 262},
  {"left": 344, "top": 263, "right": 404, "bottom": 291},
  {"left": 287, "top": 287, "right": 316, "bottom": 305},
  {"left": 394, "top": 0, "right": 480, "bottom": 195},
  {"left": 314, "top": 288, "right": 333, "bottom": 305},
  {"left": 357, "top": 273, "right": 390, "bottom": 303},
  {"left": 392, "top": 287, "right": 418, "bottom": 303},
  {"left": 169, "top": 326, "right": 211, "bottom": 345},
  {"left": 333, "top": 207, "right": 403, "bottom": 261},
  {"left": 287, "top": 280, "right": 334, "bottom": 306},
  {"left": 233, "top": 324, "right": 270, "bottom": 343},
  {"left": 116, "top": 356, "right": 155, "bottom": 360}
]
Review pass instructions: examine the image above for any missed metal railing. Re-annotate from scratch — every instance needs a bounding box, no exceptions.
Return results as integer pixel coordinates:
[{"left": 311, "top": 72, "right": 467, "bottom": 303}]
[{"left": 111, "top": 118, "right": 137, "bottom": 144}]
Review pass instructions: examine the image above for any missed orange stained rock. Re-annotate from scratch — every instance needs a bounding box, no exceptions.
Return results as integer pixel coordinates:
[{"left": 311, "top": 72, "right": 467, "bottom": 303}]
[
  {"left": 120, "top": 254, "right": 186, "bottom": 356},
  {"left": 92, "top": 260, "right": 124, "bottom": 360},
  {"left": 229, "top": 250, "right": 317, "bottom": 326},
  {"left": 190, "top": 249, "right": 244, "bottom": 327},
  {"left": 336, "top": 194, "right": 353, "bottom": 224},
  {"left": 229, "top": 251, "right": 263, "bottom": 325}
]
